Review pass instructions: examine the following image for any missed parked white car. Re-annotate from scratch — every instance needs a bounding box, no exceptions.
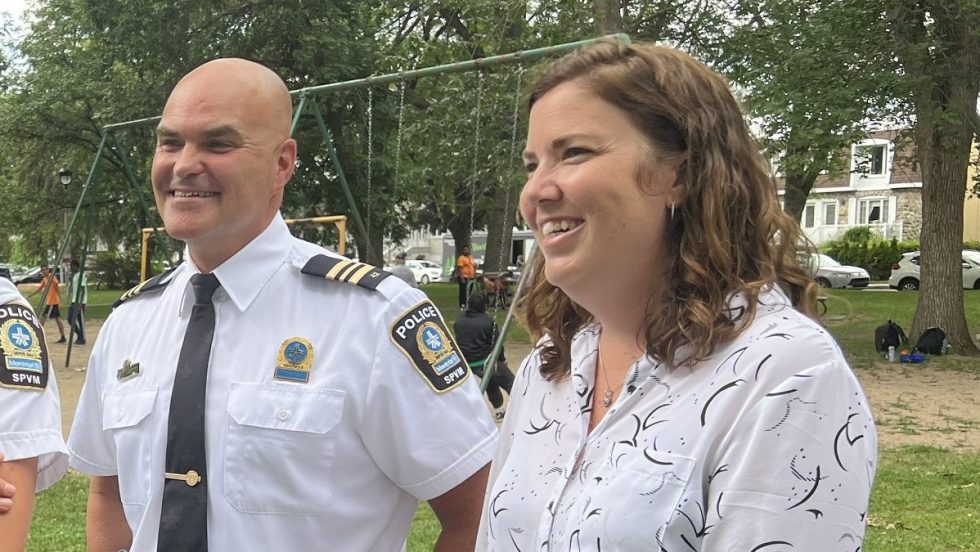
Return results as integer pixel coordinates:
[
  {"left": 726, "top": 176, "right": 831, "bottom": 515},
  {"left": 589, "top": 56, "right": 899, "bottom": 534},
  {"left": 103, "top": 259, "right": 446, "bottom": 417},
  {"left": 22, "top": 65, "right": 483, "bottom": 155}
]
[
  {"left": 801, "top": 253, "right": 871, "bottom": 289},
  {"left": 888, "top": 250, "right": 980, "bottom": 291},
  {"left": 405, "top": 259, "right": 444, "bottom": 285}
]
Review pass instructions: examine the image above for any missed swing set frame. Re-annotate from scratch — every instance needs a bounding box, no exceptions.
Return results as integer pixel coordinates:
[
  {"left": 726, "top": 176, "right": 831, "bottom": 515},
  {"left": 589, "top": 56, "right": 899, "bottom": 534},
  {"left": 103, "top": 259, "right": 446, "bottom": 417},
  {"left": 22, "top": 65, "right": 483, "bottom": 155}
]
[{"left": 51, "top": 34, "right": 631, "bottom": 370}]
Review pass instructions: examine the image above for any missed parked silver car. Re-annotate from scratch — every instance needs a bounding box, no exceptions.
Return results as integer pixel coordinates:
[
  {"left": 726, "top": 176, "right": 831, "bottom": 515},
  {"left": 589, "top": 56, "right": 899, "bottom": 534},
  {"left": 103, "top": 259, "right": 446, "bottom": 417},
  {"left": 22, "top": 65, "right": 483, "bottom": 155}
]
[
  {"left": 802, "top": 253, "right": 871, "bottom": 289},
  {"left": 888, "top": 250, "right": 980, "bottom": 291}
]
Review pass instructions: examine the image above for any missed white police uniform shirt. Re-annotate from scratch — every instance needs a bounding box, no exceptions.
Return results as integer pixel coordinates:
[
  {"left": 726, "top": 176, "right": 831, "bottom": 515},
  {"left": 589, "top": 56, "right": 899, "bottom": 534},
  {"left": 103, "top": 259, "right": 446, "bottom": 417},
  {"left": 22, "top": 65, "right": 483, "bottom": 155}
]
[
  {"left": 0, "top": 277, "right": 68, "bottom": 491},
  {"left": 68, "top": 214, "right": 497, "bottom": 551},
  {"left": 478, "top": 287, "right": 877, "bottom": 551}
]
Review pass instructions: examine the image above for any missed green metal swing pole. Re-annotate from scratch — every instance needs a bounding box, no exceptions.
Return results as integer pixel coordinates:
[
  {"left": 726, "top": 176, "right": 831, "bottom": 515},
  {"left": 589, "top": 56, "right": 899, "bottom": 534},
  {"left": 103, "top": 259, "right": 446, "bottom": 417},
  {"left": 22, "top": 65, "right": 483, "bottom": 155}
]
[
  {"left": 293, "top": 34, "right": 631, "bottom": 97},
  {"left": 309, "top": 98, "right": 371, "bottom": 244},
  {"left": 480, "top": 242, "right": 536, "bottom": 393},
  {"left": 108, "top": 132, "right": 157, "bottom": 232},
  {"left": 108, "top": 131, "right": 176, "bottom": 275},
  {"left": 34, "top": 132, "right": 109, "bottom": 320},
  {"left": 102, "top": 115, "right": 165, "bottom": 132},
  {"left": 290, "top": 94, "right": 308, "bottom": 136}
]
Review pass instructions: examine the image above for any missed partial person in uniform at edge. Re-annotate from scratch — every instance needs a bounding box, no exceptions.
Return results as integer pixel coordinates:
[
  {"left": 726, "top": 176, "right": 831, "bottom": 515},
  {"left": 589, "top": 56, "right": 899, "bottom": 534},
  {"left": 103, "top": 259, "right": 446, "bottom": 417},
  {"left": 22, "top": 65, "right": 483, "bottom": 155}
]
[
  {"left": 27, "top": 266, "right": 67, "bottom": 344},
  {"left": 67, "top": 58, "right": 496, "bottom": 552},
  {"left": 389, "top": 251, "right": 417, "bottom": 288},
  {"left": 453, "top": 293, "right": 514, "bottom": 421},
  {"left": 455, "top": 245, "right": 477, "bottom": 309},
  {"left": 0, "top": 276, "right": 69, "bottom": 551},
  {"left": 477, "top": 40, "right": 877, "bottom": 551}
]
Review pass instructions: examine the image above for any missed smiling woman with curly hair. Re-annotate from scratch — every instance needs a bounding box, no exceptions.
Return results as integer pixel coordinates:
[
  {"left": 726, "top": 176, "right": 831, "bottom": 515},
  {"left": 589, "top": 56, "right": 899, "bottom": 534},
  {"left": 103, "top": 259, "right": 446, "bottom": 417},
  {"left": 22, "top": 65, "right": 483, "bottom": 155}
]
[{"left": 478, "top": 40, "right": 877, "bottom": 551}]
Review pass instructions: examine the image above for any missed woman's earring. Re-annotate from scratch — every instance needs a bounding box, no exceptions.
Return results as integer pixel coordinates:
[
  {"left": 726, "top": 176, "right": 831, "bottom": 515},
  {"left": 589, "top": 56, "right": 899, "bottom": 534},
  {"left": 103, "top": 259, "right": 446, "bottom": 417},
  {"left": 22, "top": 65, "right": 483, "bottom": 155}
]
[{"left": 670, "top": 202, "right": 676, "bottom": 221}]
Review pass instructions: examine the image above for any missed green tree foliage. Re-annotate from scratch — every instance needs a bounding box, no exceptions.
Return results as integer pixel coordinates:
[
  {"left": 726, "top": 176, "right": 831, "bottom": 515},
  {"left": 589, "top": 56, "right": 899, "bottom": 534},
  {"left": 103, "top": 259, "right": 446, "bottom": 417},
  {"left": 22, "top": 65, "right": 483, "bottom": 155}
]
[{"left": 713, "top": 0, "right": 899, "bottom": 223}]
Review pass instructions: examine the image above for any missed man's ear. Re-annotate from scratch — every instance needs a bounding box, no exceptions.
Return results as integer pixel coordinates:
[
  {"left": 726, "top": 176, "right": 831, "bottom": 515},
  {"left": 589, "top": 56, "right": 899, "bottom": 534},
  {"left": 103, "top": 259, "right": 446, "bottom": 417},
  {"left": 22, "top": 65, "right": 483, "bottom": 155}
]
[{"left": 276, "top": 138, "right": 298, "bottom": 190}]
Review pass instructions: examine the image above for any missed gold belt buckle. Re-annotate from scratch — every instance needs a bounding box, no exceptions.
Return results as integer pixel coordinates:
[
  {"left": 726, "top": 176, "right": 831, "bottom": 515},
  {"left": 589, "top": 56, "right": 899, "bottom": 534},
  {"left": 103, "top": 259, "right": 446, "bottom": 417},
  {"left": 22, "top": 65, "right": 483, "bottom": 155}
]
[{"left": 164, "top": 469, "right": 202, "bottom": 487}]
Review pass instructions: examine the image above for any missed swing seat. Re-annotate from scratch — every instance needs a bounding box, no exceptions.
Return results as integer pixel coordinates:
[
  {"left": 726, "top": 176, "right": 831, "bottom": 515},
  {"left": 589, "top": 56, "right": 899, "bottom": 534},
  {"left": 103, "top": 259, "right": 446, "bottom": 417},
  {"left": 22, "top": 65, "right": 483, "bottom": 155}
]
[{"left": 481, "top": 273, "right": 512, "bottom": 308}]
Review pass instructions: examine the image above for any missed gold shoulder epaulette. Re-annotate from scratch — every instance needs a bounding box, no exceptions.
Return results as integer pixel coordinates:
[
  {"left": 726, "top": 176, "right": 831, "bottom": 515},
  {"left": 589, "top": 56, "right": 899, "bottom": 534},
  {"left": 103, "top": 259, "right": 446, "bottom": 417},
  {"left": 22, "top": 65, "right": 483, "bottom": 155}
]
[
  {"left": 300, "top": 255, "right": 391, "bottom": 291},
  {"left": 113, "top": 267, "right": 178, "bottom": 308}
]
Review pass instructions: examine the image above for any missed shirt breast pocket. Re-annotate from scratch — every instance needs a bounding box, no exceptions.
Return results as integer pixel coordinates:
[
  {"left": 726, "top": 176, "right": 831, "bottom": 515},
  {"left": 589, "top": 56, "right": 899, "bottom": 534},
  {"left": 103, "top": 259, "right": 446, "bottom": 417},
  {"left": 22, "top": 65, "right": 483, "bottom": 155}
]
[
  {"left": 224, "top": 383, "right": 345, "bottom": 514},
  {"left": 101, "top": 386, "right": 158, "bottom": 508},
  {"left": 577, "top": 444, "right": 696, "bottom": 548}
]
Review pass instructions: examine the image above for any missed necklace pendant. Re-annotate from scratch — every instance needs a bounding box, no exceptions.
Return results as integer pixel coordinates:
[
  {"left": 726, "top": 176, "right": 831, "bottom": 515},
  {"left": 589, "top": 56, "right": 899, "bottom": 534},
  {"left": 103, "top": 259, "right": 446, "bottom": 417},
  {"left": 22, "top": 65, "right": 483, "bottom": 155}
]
[{"left": 602, "top": 389, "right": 613, "bottom": 407}]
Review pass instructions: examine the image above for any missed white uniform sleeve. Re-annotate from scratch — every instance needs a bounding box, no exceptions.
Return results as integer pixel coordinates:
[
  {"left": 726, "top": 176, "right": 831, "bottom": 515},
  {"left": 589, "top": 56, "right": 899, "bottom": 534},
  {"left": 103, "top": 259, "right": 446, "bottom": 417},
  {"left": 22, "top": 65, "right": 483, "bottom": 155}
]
[
  {"left": 0, "top": 380, "right": 69, "bottom": 492},
  {"left": 359, "top": 289, "right": 497, "bottom": 501},
  {"left": 66, "top": 318, "right": 117, "bottom": 475},
  {"left": 0, "top": 282, "right": 69, "bottom": 492},
  {"left": 700, "top": 360, "right": 877, "bottom": 550}
]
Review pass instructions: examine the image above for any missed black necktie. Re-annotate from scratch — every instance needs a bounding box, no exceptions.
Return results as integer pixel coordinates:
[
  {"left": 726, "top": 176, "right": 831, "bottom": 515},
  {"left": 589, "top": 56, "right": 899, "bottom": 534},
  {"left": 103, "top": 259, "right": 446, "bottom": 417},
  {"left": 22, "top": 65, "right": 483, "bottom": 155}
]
[{"left": 158, "top": 273, "right": 221, "bottom": 551}]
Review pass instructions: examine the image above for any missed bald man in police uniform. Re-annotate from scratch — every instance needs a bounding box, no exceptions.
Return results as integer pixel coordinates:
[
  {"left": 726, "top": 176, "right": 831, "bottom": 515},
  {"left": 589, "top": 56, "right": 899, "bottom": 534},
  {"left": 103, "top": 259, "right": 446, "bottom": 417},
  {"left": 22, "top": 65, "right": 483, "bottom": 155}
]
[
  {"left": 67, "top": 59, "right": 496, "bottom": 551},
  {"left": 0, "top": 277, "right": 69, "bottom": 551}
]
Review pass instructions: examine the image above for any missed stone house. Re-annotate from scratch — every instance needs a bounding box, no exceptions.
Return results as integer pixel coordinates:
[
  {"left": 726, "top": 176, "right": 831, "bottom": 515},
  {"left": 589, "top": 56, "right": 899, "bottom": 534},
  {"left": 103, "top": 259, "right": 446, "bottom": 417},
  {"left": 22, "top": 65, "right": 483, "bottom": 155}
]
[{"left": 777, "top": 128, "right": 922, "bottom": 245}]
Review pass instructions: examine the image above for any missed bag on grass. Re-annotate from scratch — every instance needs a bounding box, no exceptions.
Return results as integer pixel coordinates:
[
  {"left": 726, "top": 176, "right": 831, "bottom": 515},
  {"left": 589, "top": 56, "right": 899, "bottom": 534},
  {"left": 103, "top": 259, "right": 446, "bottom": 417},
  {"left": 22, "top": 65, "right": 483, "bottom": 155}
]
[
  {"left": 914, "top": 327, "right": 947, "bottom": 355},
  {"left": 874, "top": 320, "right": 908, "bottom": 353}
]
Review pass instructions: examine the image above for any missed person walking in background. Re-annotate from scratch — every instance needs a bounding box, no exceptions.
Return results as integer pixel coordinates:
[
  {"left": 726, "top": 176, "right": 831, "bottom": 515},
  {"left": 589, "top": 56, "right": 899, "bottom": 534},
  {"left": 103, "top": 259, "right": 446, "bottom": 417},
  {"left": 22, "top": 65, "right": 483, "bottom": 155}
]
[
  {"left": 478, "top": 40, "right": 877, "bottom": 551},
  {"left": 454, "top": 293, "right": 514, "bottom": 421},
  {"left": 389, "top": 252, "right": 417, "bottom": 288},
  {"left": 455, "top": 245, "right": 476, "bottom": 309},
  {"left": 67, "top": 259, "right": 87, "bottom": 345},
  {"left": 27, "top": 266, "right": 66, "bottom": 344}
]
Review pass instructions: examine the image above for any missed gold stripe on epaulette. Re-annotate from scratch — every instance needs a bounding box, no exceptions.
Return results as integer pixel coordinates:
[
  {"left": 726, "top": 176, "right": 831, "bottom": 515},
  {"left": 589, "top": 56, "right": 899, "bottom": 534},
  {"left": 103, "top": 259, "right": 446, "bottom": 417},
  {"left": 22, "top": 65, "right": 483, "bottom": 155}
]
[
  {"left": 347, "top": 264, "right": 375, "bottom": 285},
  {"left": 335, "top": 262, "right": 358, "bottom": 282},
  {"left": 326, "top": 260, "right": 351, "bottom": 280}
]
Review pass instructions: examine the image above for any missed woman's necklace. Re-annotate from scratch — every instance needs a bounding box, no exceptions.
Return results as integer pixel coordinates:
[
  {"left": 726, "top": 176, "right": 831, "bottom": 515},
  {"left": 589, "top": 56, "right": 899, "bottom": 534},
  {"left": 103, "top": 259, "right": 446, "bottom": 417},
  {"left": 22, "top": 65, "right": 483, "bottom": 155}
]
[{"left": 597, "top": 349, "right": 624, "bottom": 407}]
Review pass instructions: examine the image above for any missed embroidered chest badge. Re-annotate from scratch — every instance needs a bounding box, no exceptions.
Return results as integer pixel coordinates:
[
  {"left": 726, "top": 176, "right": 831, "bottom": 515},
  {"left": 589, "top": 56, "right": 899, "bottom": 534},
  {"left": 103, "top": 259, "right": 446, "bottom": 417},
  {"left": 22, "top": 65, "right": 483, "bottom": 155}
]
[
  {"left": 0, "top": 303, "right": 49, "bottom": 390},
  {"left": 274, "top": 337, "right": 314, "bottom": 383},
  {"left": 117, "top": 359, "right": 141, "bottom": 381},
  {"left": 390, "top": 300, "right": 468, "bottom": 393}
]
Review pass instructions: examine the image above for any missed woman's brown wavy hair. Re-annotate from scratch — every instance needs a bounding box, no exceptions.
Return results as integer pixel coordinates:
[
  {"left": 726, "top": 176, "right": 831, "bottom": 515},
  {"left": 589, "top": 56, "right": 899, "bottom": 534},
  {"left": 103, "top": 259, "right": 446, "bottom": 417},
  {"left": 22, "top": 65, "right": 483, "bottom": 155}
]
[{"left": 517, "top": 40, "right": 817, "bottom": 381}]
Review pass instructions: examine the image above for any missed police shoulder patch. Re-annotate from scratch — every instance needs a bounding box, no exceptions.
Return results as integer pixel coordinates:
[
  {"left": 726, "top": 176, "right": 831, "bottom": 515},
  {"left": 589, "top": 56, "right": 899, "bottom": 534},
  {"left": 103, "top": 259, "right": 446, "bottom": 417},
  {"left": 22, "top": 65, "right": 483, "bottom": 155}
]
[
  {"left": 113, "top": 267, "right": 179, "bottom": 308},
  {"left": 301, "top": 254, "right": 392, "bottom": 291},
  {"left": 0, "top": 302, "right": 49, "bottom": 391},
  {"left": 390, "top": 300, "right": 469, "bottom": 393}
]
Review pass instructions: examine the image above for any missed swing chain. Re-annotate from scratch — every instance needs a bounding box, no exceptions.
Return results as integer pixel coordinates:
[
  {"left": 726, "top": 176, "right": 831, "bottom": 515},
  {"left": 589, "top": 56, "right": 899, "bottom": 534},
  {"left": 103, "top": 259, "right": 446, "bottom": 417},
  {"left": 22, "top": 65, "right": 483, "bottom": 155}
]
[
  {"left": 366, "top": 87, "right": 374, "bottom": 244},
  {"left": 469, "top": 71, "right": 485, "bottom": 239},
  {"left": 497, "top": 64, "right": 524, "bottom": 276}
]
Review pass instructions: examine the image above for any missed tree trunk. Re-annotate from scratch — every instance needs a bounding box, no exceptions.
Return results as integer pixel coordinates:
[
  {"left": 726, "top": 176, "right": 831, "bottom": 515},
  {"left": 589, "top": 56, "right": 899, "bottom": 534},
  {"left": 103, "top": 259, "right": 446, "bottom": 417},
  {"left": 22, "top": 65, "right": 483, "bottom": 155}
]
[
  {"left": 911, "top": 118, "right": 978, "bottom": 353},
  {"left": 446, "top": 204, "right": 473, "bottom": 263},
  {"left": 483, "top": 178, "right": 519, "bottom": 273},
  {"left": 593, "top": 0, "right": 624, "bottom": 34},
  {"left": 893, "top": 0, "right": 980, "bottom": 354},
  {"left": 781, "top": 171, "right": 818, "bottom": 226}
]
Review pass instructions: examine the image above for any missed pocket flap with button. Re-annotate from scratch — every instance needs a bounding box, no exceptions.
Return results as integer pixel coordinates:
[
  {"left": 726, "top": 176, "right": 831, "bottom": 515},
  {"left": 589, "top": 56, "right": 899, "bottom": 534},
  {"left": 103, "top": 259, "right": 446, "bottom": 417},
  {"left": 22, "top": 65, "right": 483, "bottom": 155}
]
[
  {"left": 227, "top": 383, "right": 345, "bottom": 434},
  {"left": 102, "top": 387, "right": 158, "bottom": 430}
]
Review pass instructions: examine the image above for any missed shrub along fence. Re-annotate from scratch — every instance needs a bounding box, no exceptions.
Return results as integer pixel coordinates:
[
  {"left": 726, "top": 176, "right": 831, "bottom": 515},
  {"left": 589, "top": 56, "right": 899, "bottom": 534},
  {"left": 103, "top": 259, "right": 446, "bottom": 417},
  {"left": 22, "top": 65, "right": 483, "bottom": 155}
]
[{"left": 819, "top": 227, "right": 980, "bottom": 280}]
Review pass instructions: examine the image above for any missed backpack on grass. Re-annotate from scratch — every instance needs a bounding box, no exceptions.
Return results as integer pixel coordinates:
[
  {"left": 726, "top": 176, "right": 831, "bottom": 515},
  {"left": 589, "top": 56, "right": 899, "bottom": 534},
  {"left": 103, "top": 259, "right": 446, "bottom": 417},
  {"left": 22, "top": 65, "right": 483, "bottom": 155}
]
[
  {"left": 874, "top": 320, "right": 908, "bottom": 353},
  {"left": 914, "top": 327, "right": 947, "bottom": 355}
]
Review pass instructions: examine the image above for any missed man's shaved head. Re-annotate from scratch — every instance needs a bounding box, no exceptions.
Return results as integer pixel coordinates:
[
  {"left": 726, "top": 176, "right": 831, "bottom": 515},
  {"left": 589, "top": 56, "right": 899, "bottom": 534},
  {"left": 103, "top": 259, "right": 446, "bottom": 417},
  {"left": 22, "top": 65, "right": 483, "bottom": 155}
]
[
  {"left": 151, "top": 58, "right": 298, "bottom": 273},
  {"left": 167, "top": 58, "right": 293, "bottom": 142}
]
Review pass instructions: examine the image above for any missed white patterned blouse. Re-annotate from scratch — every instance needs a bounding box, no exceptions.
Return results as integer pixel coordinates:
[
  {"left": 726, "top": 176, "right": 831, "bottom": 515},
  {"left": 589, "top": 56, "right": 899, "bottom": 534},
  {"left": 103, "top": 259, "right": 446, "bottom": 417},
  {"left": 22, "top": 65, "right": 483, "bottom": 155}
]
[{"left": 478, "top": 287, "right": 877, "bottom": 551}]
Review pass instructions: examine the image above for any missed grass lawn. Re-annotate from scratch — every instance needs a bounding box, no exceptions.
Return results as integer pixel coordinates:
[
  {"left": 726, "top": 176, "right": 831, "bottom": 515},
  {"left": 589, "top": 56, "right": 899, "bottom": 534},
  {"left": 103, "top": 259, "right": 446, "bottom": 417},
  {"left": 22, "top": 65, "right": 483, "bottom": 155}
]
[{"left": 24, "top": 284, "right": 980, "bottom": 550}]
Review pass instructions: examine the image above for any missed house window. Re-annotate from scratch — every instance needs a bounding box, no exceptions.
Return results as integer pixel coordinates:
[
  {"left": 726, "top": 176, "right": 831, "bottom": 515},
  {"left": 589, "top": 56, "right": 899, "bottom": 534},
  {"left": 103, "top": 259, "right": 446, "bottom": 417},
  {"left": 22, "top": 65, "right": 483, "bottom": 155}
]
[
  {"left": 858, "top": 198, "right": 890, "bottom": 224},
  {"left": 803, "top": 204, "right": 816, "bottom": 228},
  {"left": 823, "top": 203, "right": 837, "bottom": 226},
  {"left": 855, "top": 144, "right": 886, "bottom": 176}
]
